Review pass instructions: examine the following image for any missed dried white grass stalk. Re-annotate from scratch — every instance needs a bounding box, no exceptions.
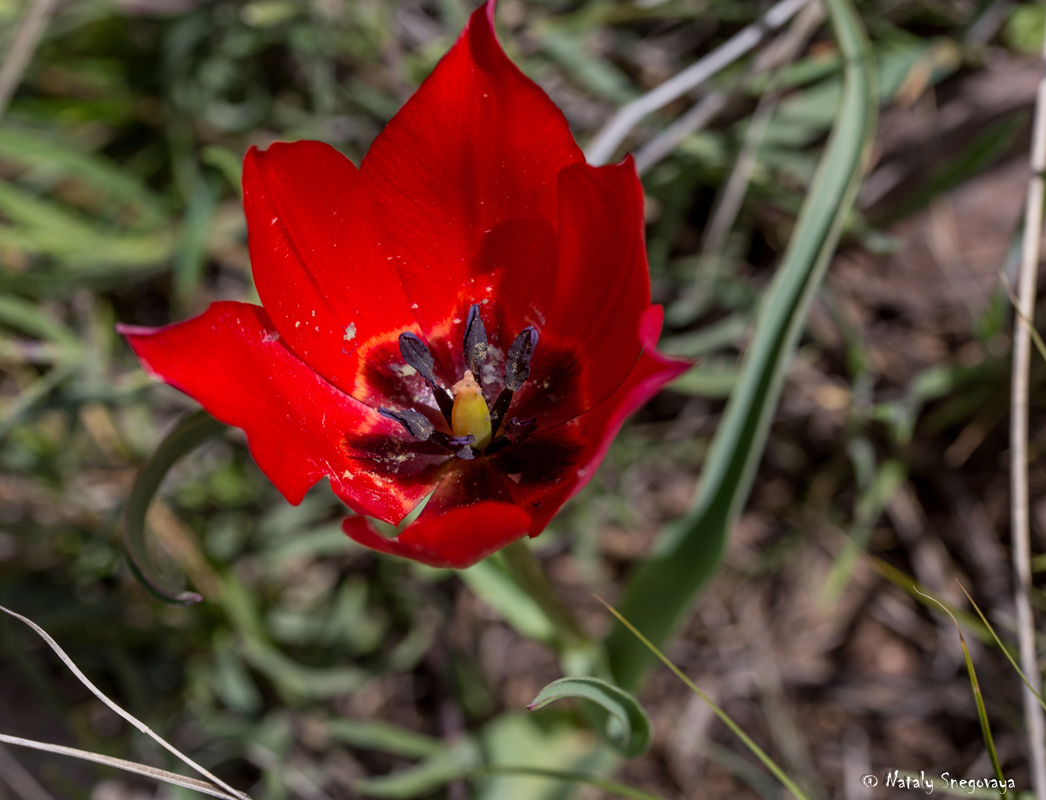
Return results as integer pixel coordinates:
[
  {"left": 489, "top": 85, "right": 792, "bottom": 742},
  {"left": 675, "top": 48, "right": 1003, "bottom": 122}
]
[
  {"left": 585, "top": 0, "right": 813, "bottom": 166},
  {"left": 0, "top": 606, "right": 249, "bottom": 800},
  {"left": 1010, "top": 24, "right": 1046, "bottom": 800}
]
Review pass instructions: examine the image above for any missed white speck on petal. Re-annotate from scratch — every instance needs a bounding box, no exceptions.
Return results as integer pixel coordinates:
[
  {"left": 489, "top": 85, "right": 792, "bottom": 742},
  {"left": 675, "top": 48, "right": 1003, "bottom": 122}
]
[
  {"left": 394, "top": 364, "right": 417, "bottom": 377},
  {"left": 344, "top": 323, "right": 357, "bottom": 341},
  {"left": 507, "top": 473, "right": 521, "bottom": 484},
  {"left": 295, "top": 321, "right": 301, "bottom": 328}
]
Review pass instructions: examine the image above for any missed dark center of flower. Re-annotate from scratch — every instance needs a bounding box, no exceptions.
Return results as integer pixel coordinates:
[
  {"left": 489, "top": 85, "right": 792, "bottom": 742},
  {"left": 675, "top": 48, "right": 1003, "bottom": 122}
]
[{"left": 378, "top": 304, "right": 538, "bottom": 460}]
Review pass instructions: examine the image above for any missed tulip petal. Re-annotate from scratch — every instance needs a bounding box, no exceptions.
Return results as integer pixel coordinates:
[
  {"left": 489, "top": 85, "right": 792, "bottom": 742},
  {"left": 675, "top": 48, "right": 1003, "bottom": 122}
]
[
  {"left": 243, "top": 141, "right": 438, "bottom": 406},
  {"left": 492, "top": 305, "right": 691, "bottom": 534},
  {"left": 360, "top": 0, "right": 583, "bottom": 378},
  {"left": 510, "top": 157, "right": 652, "bottom": 431},
  {"left": 342, "top": 502, "right": 531, "bottom": 569},
  {"left": 118, "top": 302, "right": 448, "bottom": 524}
]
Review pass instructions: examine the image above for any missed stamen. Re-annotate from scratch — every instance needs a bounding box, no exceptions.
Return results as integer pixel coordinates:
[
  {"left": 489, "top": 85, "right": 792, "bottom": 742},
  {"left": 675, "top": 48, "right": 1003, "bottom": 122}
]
[
  {"left": 398, "top": 331, "right": 454, "bottom": 423},
  {"left": 398, "top": 332, "right": 436, "bottom": 383},
  {"left": 379, "top": 407, "right": 434, "bottom": 440},
  {"left": 463, "top": 304, "right": 488, "bottom": 375},
  {"left": 504, "top": 327, "right": 538, "bottom": 391},
  {"left": 430, "top": 432, "right": 475, "bottom": 459}
]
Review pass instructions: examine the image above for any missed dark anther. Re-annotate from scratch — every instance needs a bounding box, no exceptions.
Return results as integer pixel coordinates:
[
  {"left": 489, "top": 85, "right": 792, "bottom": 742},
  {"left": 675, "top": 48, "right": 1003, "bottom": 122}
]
[
  {"left": 504, "top": 327, "right": 537, "bottom": 391},
  {"left": 463, "top": 304, "right": 488, "bottom": 375},
  {"left": 488, "top": 388, "right": 513, "bottom": 437},
  {"left": 399, "top": 331, "right": 454, "bottom": 423},
  {"left": 431, "top": 432, "right": 475, "bottom": 459},
  {"left": 379, "top": 407, "right": 434, "bottom": 441},
  {"left": 398, "top": 332, "right": 436, "bottom": 383},
  {"left": 503, "top": 416, "right": 537, "bottom": 444}
]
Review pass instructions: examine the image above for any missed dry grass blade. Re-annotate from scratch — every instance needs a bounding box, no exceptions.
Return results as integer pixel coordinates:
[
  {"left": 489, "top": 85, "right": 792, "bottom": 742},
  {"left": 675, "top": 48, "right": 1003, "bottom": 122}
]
[
  {"left": 1009, "top": 16, "right": 1046, "bottom": 800},
  {"left": 0, "top": 735, "right": 239, "bottom": 800},
  {"left": 585, "top": 0, "right": 812, "bottom": 165},
  {"left": 911, "top": 588, "right": 1006, "bottom": 792},
  {"left": 595, "top": 596, "right": 813, "bottom": 800},
  {"left": 0, "top": 605, "right": 250, "bottom": 800}
]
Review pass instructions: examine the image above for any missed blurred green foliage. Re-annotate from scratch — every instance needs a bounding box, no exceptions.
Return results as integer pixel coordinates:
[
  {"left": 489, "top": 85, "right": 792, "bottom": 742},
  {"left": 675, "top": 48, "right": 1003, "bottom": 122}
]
[{"left": 0, "top": 0, "right": 1040, "bottom": 798}]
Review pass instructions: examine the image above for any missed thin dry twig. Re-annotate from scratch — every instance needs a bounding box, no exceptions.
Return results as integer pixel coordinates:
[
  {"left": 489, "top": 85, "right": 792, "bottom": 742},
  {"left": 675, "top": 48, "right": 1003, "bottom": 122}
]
[
  {"left": 585, "top": 0, "right": 812, "bottom": 166},
  {"left": 0, "top": 0, "right": 60, "bottom": 121},
  {"left": 1009, "top": 23, "right": 1046, "bottom": 800}
]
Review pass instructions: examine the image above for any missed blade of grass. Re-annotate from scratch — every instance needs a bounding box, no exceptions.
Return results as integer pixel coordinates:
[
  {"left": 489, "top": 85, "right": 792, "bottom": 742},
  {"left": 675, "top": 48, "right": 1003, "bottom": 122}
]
[
  {"left": 958, "top": 582, "right": 1046, "bottom": 712},
  {"left": 596, "top": 597, "right": 812, "bottom": 800},
  {"left": 912, "top": 588, "right": 1006, "bottom": 793},
  {"left": 997, "top": 266, "right": 1046, "bottom": 366},
  {"left": 865, "top": 554, "right": 991, "bottom": 642},
  {"left": 0, "top": 0, "right": 60, "bottom": 121},
  {"left": 606, "top": 0, "right": 876, "bottom": 690}
]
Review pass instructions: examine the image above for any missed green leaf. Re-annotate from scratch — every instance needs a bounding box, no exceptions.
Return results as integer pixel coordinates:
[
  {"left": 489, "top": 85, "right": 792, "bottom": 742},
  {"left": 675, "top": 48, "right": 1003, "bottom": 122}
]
[
  {"left": 354, "top": 740, "right": 481, "bottom": 799},
  {"left": 325, "top": 719, "right": 444, "bottom": 760},
  {"left": 607, "top": 0, "right": 877, "bottom": 690},
  {"left": 123, "top": 410, "right": 225, "bottom": 605},
  {"left": 460, "top": 556, "right": 555, "bottom": 643},
  {"left": 527, "top": 676, "right": 650, "bottom": 758}
]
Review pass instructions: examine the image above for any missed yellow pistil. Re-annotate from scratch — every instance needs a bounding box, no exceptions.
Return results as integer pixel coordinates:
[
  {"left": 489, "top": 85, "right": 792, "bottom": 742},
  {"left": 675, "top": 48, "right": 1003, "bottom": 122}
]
[{"left": 451, "top": 371, "right": 492, "bottom": 451}]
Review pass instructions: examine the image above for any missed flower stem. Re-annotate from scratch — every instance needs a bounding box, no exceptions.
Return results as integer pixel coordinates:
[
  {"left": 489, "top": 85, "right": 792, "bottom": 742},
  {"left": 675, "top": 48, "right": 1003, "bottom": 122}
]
[{"left": 501, "top": 539, "right": 589, "bottom": 650}]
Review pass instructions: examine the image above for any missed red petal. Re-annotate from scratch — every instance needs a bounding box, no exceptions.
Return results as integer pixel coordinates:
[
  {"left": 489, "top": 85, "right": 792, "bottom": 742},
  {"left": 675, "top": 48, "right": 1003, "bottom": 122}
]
[
  {"left": 510, "top": 158, "right": 652, "bottom": 430},
  {"left": 360, "top": 0, "right": 583, "bottom": 378},
  {"left": 243, "top": 141, "right": 433, "bottom": 405},
  {"left": 342, "top": 502, "right": 531, "bottom": 568},
  {"left": 492, "top": 305, "right": 691, "bottom": 534},
  {"left": 118, "top": 302, "right": 448, "bottom": 523}
]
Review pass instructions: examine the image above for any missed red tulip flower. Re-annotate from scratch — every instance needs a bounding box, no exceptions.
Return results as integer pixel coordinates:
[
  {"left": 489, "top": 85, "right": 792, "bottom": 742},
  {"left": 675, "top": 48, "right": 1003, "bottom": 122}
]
[{"left": 118, "top": 1, "right": 689, "bottom": 569}]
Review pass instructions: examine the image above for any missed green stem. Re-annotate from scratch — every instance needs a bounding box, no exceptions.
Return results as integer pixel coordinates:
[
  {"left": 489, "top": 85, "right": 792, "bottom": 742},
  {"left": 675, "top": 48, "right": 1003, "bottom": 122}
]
[{"left": 501, "top": 539, "right": 589, "bottom": 649}]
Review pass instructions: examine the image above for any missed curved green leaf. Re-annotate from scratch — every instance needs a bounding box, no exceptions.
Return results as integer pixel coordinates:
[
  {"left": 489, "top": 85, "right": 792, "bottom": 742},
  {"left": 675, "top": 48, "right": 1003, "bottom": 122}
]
[
  {"left": 527, "top": 676, "right": 651, "bottom": 758},
  {"left": 123, "top": 410, "right": 225, "bottom": 605},
  {"left": 607, "top": 0, "right": 877, "bottom": 690}
]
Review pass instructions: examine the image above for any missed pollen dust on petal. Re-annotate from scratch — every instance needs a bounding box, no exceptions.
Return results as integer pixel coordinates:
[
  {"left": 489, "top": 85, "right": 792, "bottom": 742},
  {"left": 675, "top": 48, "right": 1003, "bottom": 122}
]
[{"left": 344, "top": 323, "right": 357, "bottom": 341}]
